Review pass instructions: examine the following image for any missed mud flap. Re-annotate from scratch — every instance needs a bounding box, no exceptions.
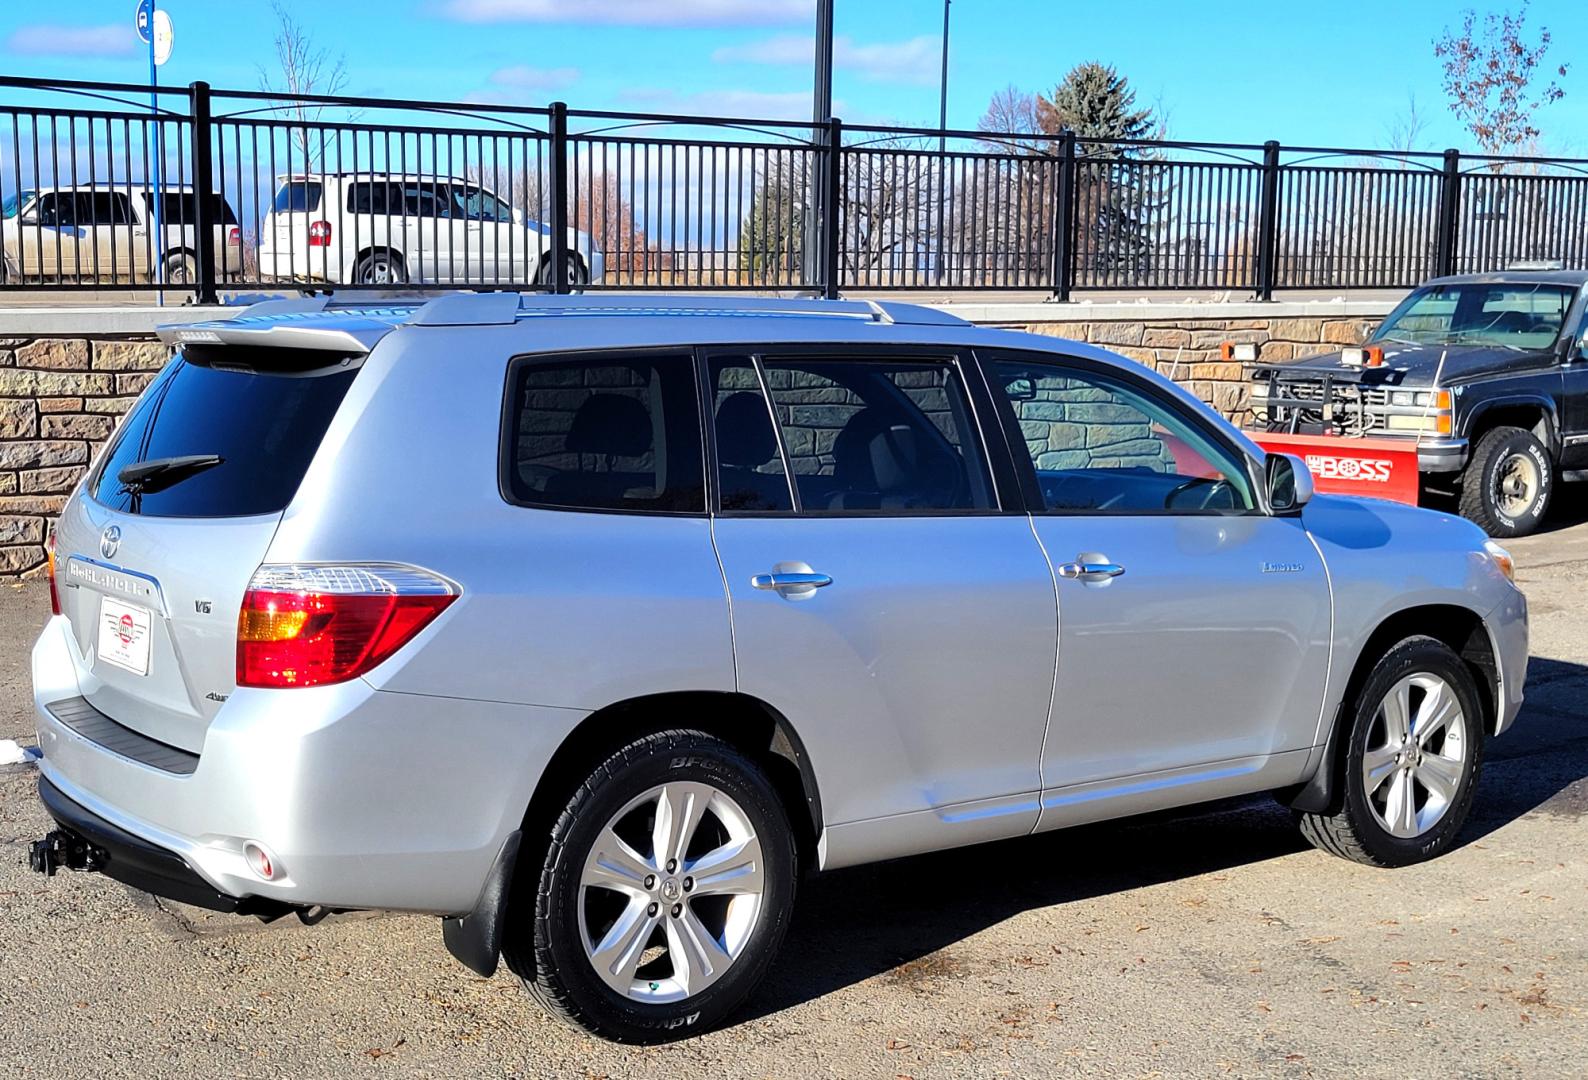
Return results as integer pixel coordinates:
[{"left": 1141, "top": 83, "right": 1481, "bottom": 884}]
[{"left": 442, "top": 829, "right": 522, "bottom": 978}]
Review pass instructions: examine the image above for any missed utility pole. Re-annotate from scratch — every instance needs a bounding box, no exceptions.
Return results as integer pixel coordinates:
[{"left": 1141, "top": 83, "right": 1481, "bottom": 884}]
[{"left": 803, "top": 0, "right": 835, "bottom": 291}]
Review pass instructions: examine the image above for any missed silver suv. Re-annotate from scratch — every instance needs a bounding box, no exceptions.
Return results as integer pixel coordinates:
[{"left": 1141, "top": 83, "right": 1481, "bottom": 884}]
[{"left": 30, "top": 295, "right": 1528, "bottom": 1042}]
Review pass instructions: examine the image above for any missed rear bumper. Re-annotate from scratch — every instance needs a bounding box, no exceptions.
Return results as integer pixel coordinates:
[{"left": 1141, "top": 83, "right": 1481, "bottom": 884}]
[
  {"left": 36, "top": 775, "right": 255, "bottom": 913},
  {"left": 32, "top": 614, "right": 582, "bottom": 914}
]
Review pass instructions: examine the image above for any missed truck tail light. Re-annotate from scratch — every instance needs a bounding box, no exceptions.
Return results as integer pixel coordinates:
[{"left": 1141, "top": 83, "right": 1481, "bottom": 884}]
[
  {"left": 227, "top": 226, "right": 242, "bottom": 245},
  {"left": 307, "top": 220, "right": 332, "bottom": 247},
  {"left": 46, "top": 530, "right": 61, "bottom": 616},
  {"left": 236, "top": 564, "right": 457, "bottom": 688}
]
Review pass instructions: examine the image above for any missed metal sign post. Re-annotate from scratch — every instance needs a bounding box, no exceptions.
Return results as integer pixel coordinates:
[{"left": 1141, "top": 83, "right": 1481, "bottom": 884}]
[{"left": 136, "top": 0, "right": 173, "bottom": 303}]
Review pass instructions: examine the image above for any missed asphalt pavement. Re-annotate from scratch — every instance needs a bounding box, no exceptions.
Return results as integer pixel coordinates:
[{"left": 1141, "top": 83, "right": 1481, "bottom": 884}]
[{"left": 2, "top": 496, "right": 1586, "bottom": 1079}]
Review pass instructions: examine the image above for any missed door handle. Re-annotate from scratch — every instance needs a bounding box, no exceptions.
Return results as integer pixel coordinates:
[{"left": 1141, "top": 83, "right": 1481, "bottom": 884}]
[
  {"left": 751, "top": 571, "right": 833, "bottom": 592},
  {"left": 1057, "top": 559, "right": 1125, "bottom": 582}
]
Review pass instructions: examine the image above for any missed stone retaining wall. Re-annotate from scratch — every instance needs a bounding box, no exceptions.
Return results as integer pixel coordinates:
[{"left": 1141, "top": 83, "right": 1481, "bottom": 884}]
[
  {"left": 1009, "top": 314, "right": 1376, "bottom": 421},
  {"left": 0, "top": 302, "right": 1386, "bottom": 578},
  {"left": 1, "top": 335, "right": 170, "bottom": 575}
]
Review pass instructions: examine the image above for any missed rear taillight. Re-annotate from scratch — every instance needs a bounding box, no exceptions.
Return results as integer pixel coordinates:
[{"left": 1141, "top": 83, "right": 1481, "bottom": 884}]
[
  {"left": 46, "top": 530, "right": 61, "bottom": 616},
  {"left": 307, "top": 220, "right": 332, "bottom": 247},
  {"left": 227, "top": 226, "right": 241, "bottom": 245},
  {"left": 236, "top": 564, "right": 456, "bottom": 689}
]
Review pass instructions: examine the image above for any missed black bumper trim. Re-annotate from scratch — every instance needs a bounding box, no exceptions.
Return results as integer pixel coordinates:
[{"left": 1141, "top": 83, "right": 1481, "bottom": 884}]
[
  {"left": 36, "top": 776, "right": 276, "bottom": 915},
  {"left": 45, "top": 696, "right": 200, "bottom": 775}
]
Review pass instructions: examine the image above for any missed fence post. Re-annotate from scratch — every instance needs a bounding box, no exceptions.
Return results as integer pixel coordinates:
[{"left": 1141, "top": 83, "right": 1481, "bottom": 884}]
[
  {"left": 1434, "top": 148, "right": 1461, "bottom": 277},
  {"left": 1049, "top": 129, "right": 1076, "bottom": 302},
  {"left": 1255, "top": 140, "right": 1281, "bottom": 301},
  {"left": 188, "top": 81, "right": 218, "bottom": 305},
  {"left": 548, "top": 101, "right": 570, "bottom": 295},
  {"left": 821, "top": 116, "right": 843, "bottom": 300}
]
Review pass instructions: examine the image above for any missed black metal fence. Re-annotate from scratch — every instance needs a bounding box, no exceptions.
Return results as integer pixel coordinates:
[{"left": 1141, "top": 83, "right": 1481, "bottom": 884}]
[{"left": 3, "top": 75, "right": 1588, "bottom": 303}]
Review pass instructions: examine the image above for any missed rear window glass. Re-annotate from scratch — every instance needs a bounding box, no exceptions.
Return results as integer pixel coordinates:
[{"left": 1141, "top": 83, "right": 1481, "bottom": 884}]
[
  {"left": 91, "top": 357, "right": 358, "bottom": 518},
  {"left": 504, "top": 355, "right": 704, "bottom": 513},
  {"left": 155, "top": 192, "right": 239, "bottom": 226},
  {"left": 272, "top": 181, "right": 322, "bottom": 214}
]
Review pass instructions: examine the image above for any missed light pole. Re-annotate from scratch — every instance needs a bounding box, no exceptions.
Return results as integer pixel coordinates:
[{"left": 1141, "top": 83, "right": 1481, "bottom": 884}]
[
  {"left": 938, "top": 0, "right": 950, "bottom": 154},
  {"left": 804, "top": 0, "right": 835, "bottom": 291}
]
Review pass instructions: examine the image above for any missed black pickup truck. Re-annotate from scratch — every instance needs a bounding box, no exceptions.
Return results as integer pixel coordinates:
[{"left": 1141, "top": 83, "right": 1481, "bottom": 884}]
[{"left": 1249, "top": 270, "right": 1588, "bottom": 537}]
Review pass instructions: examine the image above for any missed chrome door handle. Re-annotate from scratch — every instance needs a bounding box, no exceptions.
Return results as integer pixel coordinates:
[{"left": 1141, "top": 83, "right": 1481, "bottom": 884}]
[
  {"left": 751, "top": 571, "right": 833, "bottom": 591},
  {"left": 1057, "top": 561, "right": 1125, "bottom": 581}
]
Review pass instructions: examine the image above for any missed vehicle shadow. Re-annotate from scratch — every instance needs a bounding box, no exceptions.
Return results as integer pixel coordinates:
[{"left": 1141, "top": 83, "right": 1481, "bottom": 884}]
[{"left": 743, "top": 653, "right": 1588, "bottom": 1022}]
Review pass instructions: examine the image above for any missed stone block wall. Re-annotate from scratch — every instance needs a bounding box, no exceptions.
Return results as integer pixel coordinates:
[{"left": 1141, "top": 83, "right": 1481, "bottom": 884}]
[
  {"left": 1013, "top": 315, "right": 1377, "bottom": 422},
  {"left": 0, "top": 336, "right": 171, "bottom": 576}
]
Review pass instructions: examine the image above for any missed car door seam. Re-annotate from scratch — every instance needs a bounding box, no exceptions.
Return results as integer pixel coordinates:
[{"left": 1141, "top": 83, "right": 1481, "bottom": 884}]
[{"left": 1023, "top": 511, "right": 1062, "bottom": 835}]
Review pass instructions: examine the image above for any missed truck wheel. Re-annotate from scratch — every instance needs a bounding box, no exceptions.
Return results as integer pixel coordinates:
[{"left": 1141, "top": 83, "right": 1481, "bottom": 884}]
[
  {"left": 504, "top": 729, "right": 797, "bottom": 1043},
  {"left": 1298, "top": 636, "right": 1484, "bottom": 867},
  {"left": 1458, "top": 425, "right": 1552, "bottom": 537}
]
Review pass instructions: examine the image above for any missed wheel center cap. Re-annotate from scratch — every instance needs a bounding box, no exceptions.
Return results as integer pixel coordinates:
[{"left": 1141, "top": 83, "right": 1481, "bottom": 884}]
[{"left": 659, "top": 877, "right": 682, "bottom": 902}]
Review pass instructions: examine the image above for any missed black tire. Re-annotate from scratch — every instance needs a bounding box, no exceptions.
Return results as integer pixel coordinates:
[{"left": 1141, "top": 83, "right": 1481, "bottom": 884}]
[
  {"left": 162, "top": 252, "right": 197, "bottom": 285},
  {"left": 536, "top": 251, "right": 587, "bottom": 287},
  {"left": 353, "top": 249, "right": 407, "bottom": 286},
  {"left": 1458, "top": 425, "right": 1552, "bottom": 537},
  {"left": 1298, "top": 636, "right": 1485, "bottom": 867},
  {"left": 504, "top": 729, "right": 797, "bottom": 1043}
]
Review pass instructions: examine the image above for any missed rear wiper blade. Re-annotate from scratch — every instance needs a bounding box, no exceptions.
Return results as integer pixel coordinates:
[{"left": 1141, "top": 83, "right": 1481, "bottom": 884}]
[{"left": 117, "top": 454, "right": 224, "bottom": 495}]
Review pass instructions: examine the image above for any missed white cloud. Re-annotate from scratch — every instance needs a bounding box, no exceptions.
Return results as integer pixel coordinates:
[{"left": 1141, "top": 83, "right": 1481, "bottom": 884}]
[
  {"left": 6, "top": 24, "right": 138, "bottom": 57},
  {"left": 712, "top": 34, "right": 941, "bottom": 85},
  {"left": 437, "top": 0, "right": 812, "bottom": 26},
  {"left": 487, "top": 64, "right": 580, "bottom": 91}
]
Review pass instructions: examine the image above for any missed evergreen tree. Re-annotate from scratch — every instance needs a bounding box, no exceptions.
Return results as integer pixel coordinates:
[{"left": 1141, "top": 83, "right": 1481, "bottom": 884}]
[{"left": 1037, "top": 63, "right": 1163, "bottom": 278}]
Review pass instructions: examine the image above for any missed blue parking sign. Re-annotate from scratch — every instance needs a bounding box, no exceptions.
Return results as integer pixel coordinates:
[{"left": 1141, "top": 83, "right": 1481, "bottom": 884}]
[{"left": 135, "top": 0, "right": 154, "bottom": 45}]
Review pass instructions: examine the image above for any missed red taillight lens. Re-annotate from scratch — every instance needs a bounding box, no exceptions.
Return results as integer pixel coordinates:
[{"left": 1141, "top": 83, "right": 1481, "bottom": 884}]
[
  {"left": 236, "top": 564, "right": 456, "bottom": 689},
  {"left": 227, "top": 226, "right": 242, "bottom": 245},
  {"left": 307, "top": 220, "right": 332, "bottom": 247},
  {"left": 46, "top": 530, "right": 61, "bottom": 616}
]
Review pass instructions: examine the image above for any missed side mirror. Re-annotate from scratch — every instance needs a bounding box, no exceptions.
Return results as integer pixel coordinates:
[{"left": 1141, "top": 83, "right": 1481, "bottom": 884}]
[
  {"left": 1003, "top": 375, "right": 1038, "bottom": 401},
  {"left": 1267, "top": 452, "right": 1314, "bottom": 514},
  {"left": 21, "top": 211, "right": 42, "bottom": 227}
]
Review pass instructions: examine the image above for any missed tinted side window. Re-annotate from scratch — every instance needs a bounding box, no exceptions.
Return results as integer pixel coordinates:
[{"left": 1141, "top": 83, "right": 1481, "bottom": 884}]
[
  {"left": 78, "top": 192, "right": 132, "bottom": 225},
  {"left": 156, "top": 192, "right": 236, "bottom": 225},
  {"left": 92, "top": 357, "right": 359, "bottom": 518},
  {"left": 756, "top": 358, "right": 992, "bottom": 513},
  {"left": 273, "top": 181, "right": 322, "bottom": 213},
  {"left": 506, "top": 355, "right": 704, "bottom": 513},
  {"left": 348, "top": 182, "right": 401, "bottom": 215},
  {"left": 989, "top": 358, "right": 1255, "bottom": 514}
]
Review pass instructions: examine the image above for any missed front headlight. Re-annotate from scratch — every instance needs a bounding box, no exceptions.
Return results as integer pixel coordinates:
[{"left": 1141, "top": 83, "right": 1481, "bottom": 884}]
[{"left": 1483, "top": 539, "right": 1516, "bottom": 582}]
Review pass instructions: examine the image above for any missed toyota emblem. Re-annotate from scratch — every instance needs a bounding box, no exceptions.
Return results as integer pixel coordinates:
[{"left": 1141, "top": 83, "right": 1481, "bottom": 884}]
[{"left": 100, "top": 525, "right": 121, "bottom": 560}]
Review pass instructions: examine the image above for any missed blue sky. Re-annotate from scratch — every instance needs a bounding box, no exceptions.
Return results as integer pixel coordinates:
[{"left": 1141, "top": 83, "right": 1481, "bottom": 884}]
[{"left": 2, "top": 0, "right": 1583, "bottom": 154}]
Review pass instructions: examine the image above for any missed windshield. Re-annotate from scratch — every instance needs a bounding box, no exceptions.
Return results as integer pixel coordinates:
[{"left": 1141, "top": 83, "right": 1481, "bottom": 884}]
[
  {"left": 2, "top": 190, "right": 35, "bottom": 219},
  {"left": 1372, "top": 282, "right": 1576, "bottom": 351}
]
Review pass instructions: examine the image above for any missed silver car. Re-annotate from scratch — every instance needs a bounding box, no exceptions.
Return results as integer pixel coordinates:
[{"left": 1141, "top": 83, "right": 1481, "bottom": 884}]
[{"left": 29, "top": 294, "right": 1528, "bottom": 1042}]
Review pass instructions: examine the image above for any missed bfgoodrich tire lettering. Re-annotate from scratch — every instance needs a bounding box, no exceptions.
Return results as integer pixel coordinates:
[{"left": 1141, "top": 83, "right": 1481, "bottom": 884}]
[
  {"left": 1459, "top": 425, "right": 1552, "bottom": 538},
  {"left": 504, "top": 729, "right": 797, "bottom": 1043},
  {"left": 1298, "top": 636, "right": 1484, "bottom": 867}
]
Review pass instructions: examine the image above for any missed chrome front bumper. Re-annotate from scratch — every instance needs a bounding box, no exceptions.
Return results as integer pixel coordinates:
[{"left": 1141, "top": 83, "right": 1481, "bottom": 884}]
[{"left": 1416, "top": 437, "right": 1469, "bottom": 474}]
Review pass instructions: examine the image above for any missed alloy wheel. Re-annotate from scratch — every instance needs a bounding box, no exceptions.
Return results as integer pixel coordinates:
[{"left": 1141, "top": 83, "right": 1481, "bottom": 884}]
[
  {"left": 1362, "top": 672, "right": 1469, "bottom": 838},
  {"left": 578, "top": 781, "right": 766, "bottom": 1003}
]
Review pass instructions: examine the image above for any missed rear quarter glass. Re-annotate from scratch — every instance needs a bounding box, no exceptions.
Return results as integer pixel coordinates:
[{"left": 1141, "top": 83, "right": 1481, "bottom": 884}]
[{"left": 91, "top": 353, "right": 359, "bottom": 518}]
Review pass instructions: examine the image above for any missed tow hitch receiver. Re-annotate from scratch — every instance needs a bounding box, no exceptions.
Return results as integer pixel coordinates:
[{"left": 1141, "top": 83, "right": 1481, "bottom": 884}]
[{"left": 29, "top": 828, "right": 106, "bottom": 877}]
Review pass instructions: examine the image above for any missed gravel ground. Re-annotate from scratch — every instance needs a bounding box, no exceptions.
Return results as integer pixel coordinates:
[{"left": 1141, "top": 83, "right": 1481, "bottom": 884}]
[{"left": 2, "top": 500, "right": 1586, "bottom": 1079}]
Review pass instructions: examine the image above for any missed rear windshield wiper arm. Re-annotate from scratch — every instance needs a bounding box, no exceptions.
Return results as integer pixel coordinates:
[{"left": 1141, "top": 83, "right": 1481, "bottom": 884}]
[{"left": 117, "top": 454, "right": 224, "bottom": 496}]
